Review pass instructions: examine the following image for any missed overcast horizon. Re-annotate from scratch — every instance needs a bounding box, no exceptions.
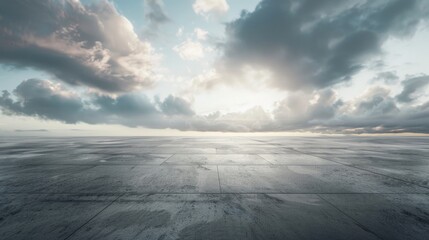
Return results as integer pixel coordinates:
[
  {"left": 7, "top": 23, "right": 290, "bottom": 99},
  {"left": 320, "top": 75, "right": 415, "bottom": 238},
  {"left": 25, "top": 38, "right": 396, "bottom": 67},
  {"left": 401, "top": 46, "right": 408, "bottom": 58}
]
[{"left": 1, "top": 0, "right": 429, "bottom": 136}]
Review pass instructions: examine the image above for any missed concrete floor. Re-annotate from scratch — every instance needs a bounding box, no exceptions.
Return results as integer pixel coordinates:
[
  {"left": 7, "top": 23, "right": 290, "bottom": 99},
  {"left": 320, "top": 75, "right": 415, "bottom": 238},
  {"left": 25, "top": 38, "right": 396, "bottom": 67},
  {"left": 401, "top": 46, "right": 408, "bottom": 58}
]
[{"left": 0, "top": 136, "right": 428, "bottom": 240}]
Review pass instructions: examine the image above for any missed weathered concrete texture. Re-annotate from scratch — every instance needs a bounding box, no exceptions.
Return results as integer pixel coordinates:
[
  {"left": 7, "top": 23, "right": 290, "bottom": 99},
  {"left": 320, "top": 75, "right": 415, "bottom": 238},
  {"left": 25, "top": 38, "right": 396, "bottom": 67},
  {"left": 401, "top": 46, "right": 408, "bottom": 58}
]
[{"left": 0, "top": 136, "right": 429, "bottom": 240}]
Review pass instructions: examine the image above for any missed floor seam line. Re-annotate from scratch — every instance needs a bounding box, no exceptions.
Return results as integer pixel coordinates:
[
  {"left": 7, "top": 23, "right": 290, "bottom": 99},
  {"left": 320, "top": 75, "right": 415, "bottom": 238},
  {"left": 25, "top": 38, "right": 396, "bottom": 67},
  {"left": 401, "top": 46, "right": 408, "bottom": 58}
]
[
  {"left": 1, "top": 192, "right": 428, "bottom": 195},
  {"left": 33, "top": 165, "right": 99, "bottom": 193},
  {"left": 291, "top": 148, "right": 429, "bottom": 191},
  {"left": 160, "top": 154, "right": 175, "bottom": 165},
  {"left": 63, "top": 193, "right": 124, "bottom": 240},
  {"left": 350, "top": 165, "right": 429, "bottom": 190},
  {"left": 317, "top": 194, "right": 386, "bottom": 240},
  {"left": 244, "top": 137, "right": 429, "bottom": 191},
  {"left": 256, "top": 154, "right": 274, "bottom": 165},
  {"left": 217, "top": 165, "right": 222, "bottom": 193}
]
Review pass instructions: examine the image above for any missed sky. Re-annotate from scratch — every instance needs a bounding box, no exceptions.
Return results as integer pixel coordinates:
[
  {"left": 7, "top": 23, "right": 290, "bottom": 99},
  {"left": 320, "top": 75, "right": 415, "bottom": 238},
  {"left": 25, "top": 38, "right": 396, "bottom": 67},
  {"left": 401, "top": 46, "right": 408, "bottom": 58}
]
[{"left": 1, "top": 0, "right": 429, "bottom": 136}]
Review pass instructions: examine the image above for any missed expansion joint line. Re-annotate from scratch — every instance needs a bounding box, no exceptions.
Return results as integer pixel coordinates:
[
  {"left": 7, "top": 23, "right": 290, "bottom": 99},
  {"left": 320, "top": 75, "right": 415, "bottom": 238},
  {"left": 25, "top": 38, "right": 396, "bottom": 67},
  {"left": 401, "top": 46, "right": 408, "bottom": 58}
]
[
  {"left": 317, "top": 194, "right": 385, "bottom": 240},
  {"left": 63, "top": 193, "right": 125, "bottom": 240},
  {"left": 217, "top": 165, "right": 222, "bottom": 193},
  {"left": 292, "top": 148, "right": 429, "bottom": 191},
  {"left": 160, "top": 154, "right": 175, "bottom": 165}
]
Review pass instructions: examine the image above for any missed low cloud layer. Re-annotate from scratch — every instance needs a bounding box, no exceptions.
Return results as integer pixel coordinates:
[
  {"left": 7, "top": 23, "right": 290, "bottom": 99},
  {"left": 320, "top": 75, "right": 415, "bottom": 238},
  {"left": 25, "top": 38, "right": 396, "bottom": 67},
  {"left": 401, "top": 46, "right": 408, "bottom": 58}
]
[
  {"left": 216, "top": 0, "right": 429, "bottom": 90},
  {"left": 0, "top": 0, "right": 158, "bottom": 92},
  {"left": 0, "top": 79, "right": 194, "bottom": 128},
  {"left": 2, "top": 78, "right": 429, "bottom": 134}
]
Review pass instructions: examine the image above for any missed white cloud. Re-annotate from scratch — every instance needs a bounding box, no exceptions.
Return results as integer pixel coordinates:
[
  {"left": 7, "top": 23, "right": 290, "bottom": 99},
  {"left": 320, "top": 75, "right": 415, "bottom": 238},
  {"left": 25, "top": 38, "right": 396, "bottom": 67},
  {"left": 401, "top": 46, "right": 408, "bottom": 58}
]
[
  {"left": 194, "top": 28, "right": 209, "bottom": 40},
  {"left": 173, "top": 39, "right": 205, "bottom": 61},
  {"left": 193, "top": 0, "right": 229, "bottom": 17}
]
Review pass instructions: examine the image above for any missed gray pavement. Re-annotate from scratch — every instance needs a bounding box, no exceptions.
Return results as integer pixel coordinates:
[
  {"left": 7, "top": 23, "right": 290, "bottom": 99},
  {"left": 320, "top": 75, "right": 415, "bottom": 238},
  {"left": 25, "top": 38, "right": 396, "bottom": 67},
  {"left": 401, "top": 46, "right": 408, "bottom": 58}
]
[{"left": 0, "top": 136, "right": 428, "bottom": 239}]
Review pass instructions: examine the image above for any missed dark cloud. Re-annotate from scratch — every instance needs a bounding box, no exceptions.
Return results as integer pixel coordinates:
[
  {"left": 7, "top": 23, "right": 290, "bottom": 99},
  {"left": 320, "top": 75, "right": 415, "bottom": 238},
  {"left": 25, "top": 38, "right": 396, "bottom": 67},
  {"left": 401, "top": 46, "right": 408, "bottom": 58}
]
[
  {"left": 0, "top": 79, "right": 271, "bottom": 132},
  {"left": 0, "top": 79, "right": 194, "bottom": 128},
  {"left": 144, "top": 0, "right": 170, "bottom": 37},
  {"left": 157, "top": 95, "right": 195, "bottom": 116},
  {"left": 371, "top": 71, "right": 399, "bottom": 83},
  {"left": 0, "top": 79, "right": 93, "bottom": 123},
  {"left": 94, "top": 94, "right": 158, "bottom": 117},
  {"left": 217, "top": 0, "right": 429, "bottom": 90},
  {"left": 0, "top": 0, "right": 157, "bottom": 92},
  {"left": 396, "top": 76, "right": 429, "bottom": 103},
  {"left": 266, "top": 86, "right": 429, "bottom": 134},
  {"left": 355, "top": 87, "right": 399, "bottom": 116},
  {"left": 3, "top": 78, "right": 429, "bottom": 134},
  {"left": 2, "top": 78, "right": 429, "bottom": 133}
]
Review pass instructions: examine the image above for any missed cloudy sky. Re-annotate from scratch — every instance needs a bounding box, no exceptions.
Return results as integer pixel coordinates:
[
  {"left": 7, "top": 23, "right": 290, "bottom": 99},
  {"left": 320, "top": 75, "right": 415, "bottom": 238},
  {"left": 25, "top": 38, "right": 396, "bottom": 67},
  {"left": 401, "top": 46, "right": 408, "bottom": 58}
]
[{"left": 1, "top": 0, "right": 429, "bottom": 135}]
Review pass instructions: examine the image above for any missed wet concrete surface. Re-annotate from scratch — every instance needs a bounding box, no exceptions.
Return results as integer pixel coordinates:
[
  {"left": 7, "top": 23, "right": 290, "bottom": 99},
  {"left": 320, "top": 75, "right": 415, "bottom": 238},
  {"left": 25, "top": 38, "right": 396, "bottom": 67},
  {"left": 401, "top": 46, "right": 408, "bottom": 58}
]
[{"left": 0, "top": 136, "right": 428, "bottom": 239}]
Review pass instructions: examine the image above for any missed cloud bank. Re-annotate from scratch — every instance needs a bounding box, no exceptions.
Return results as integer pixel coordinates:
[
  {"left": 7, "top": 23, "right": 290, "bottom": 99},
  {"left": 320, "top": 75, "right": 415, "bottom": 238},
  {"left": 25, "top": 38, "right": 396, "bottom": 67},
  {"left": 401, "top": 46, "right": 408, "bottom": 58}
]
[
  {"left": 2, "top": 78, "right": 429, "bottom": 134},
  {"left": 0, "top": 79, "right": 194, "bottom": 129}
]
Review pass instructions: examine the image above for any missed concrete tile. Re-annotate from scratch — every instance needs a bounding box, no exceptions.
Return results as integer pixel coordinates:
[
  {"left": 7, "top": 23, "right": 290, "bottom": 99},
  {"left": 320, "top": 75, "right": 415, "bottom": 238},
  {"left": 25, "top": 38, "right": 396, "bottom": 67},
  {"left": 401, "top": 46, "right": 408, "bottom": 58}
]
[
  {"left": 43, "top": 165, "right": 220, "bottom": 194},
  {"left": 0, "top": 194, "right": 117, "bottom": 240},
  {"left": 165, "top": 154, "right": 269, "bottom": 165},
  {"left": 218, "top": 165, "right": 429, "bottom": 193},
  {"left": 139, "top": 148, "right": 217, "bottom": 154},
  {"left": 293, "top": 148, "right": 358, "bottom": 155},
  {"left": 0, "top": 153, "right": 100, "bottom": 165},
  {"left": 6, "top": 153, "right": 172, "bottom": 165},
  {"left": 259, "top": 153, "right": 339, "bottom": 165},
  {"left": 99, "top": 154, "right": 172, "bottom": 165},
  {"left": 325, "top": 153, "right": 429, "bottom": 167},
  {"left": 216, "top": 147, "right": 292, "bottom": 154},
  {"left": 68, "top": 194, "right": 379, "bottom": 240},
  {"left": 355, "top": 165, "right": 429, "bottom": 188},
  {"left": 218, "top": 166, "right": 288, "bottom": 193},
  {"left": 0, "top": 165, "right": 95, "bottom": 193},
  {"left": 320, "top": 194, "right": 429, "bottom": 240}
]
